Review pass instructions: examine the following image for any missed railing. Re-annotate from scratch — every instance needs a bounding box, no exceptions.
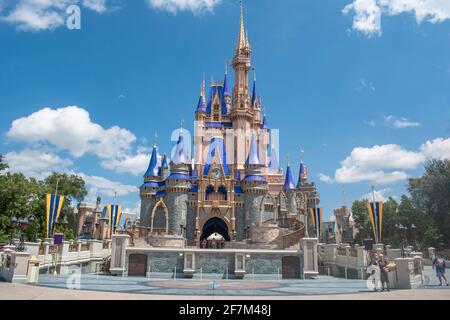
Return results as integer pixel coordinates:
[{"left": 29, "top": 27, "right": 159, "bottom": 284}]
[
  {"left": 336, "top": 247, "right": 347, "bottom": 256},
  {"left": 69, "top": 244, "right": 78, "bottom": 252},
  {"left": 80, "top": 243, "right": 90, "bottom": 251},
  {"left": 48, "top": 245, "right": 59, "bottom": 254}
]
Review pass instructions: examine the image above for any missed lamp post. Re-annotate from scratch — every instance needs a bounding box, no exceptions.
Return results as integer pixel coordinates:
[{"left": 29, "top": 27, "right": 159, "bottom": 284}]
[
  {"left": 395, "top": 223, "right": 408, "bottom": 258},
  {"left": 9, "top": 216, "right": 18, "bottom": 245},
  {"left": 28, "top": 214, "right": 37, "bottom": 243},
  {"left": 410, "top": 224, "right": 417, "bottom": 250},
  {"left": 16, "top": 218, "right": 32, "bottom": 252}
]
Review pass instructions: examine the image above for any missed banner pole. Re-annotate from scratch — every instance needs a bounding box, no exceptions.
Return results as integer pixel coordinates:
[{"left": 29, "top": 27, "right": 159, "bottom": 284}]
[
  {"left": 371, "top": 185, "right": 377, "bottom": 243},
  {"left": 51, "top": 178, "right": 60, "bottom": 237}
]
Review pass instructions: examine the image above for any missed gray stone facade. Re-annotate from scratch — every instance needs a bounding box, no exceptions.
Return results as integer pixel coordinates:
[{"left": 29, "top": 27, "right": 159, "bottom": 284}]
[{"left": 165, "top": 192, "right": 188, "bottom": 236}]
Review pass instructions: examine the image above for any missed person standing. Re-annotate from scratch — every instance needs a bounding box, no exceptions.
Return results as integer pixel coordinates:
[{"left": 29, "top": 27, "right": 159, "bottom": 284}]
[
  {"left": 433, "top": 253, "right": 449, "bottom": 287},
  {"left": 378, "top": 255, "right": 390, "bottom": 292},
  {"left": 366, "top": 260, "right": 381, "bottom": 292}
]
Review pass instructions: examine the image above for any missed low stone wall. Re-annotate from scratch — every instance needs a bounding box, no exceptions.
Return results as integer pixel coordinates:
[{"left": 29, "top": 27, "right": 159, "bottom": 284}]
[
  {"left": 123, "top": 247, "right": 303, "bottom": 279},
  {"left": 147, "top": 235, "right": 185, "bottom": 248}
]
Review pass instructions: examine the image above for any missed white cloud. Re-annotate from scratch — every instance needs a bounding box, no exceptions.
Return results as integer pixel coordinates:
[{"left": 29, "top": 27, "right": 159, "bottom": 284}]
[
  {"left": 7, "top": 106, "right": 136, "bottom": 159},
  {"left": 82, "top": 0, "right": 107, "bottom": 13},
  {"left": 343, "top": 0, "right": 450, "bottom": 37},
  {"left": 0, "top": 0, "right": 110, "bottom": 31},
  {"left": 420, "top": 137, "right": 450, "bottom": 160},
  {"left": 147, "top": 0, "right": 222, "bottom": 14},
  {"left": 101, "top": 153, "right": 150, "bottom": 176},
  {"left": 384, "top": 115, "right": 421, "bottom": 128},
  {"left": 3, "top": 147, "right": 136, "bottom": 202},
  {"left": 334, "top": 137, "right": 450, "bottom": 185},
  {"left": 123, "top": 201, "right": 141, "bottom": 216},
  {"left": 318, "top": 173, "right": 335, "bottom": 184},
  {"left": 361, "top": 188, "right": 392, "bottom": 202},
  {"left": 343, "top": 0, "right": 381, "bottom": 36},
  {"left": 335, "top": 144, "right": 424, "bottom": 184},
  {"left": 365, "top": 119, "right": 377, "bottom": 127},
  {"left": 79, "top": 173, "right": 138, "bottom": 199},
  {"left": 4, "top": 148, "right": 73, "bottom": 179}
]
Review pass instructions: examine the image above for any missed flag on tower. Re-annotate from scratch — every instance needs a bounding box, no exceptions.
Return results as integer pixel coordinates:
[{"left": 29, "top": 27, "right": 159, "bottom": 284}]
[
  {"left": 309, "top": 207, "right": 323, "bottom": 240},
  {"left": 107, "top": 204, "right": 122, "bottom": 238},
  {"left": 46, "top": 194, "right": 65, "bottom": 238},
  {"left": 367, "top": 201, "right": 383, "bottom": 243}
]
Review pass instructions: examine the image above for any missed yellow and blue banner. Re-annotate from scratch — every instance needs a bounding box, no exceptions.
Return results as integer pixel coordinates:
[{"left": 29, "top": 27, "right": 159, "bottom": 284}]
[
  {"left": 46, "top": 194, "right": 65, "bottom": 238},
  {"left": 107, "top": 204, "right": 122, "bottom": 238},
  {"left": 309, "top": 207, "right": 323, "bottom": 240},
  {"left": 367, "top": 201, "right": 383, "bottom": 243}
]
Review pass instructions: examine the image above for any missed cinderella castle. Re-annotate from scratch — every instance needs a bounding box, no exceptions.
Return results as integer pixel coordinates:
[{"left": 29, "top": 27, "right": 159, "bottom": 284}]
[{"left": 138, "top": 2, "right": 320, "bottom": 249}]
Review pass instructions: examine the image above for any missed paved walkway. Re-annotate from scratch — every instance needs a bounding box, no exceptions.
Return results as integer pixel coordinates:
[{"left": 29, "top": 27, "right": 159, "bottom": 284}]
[
  {"left": 0, "top": 281, "right": 449, "bottom": 300},
  {"left": 1, "top": 266, "right": 449, "bottom": 300}
]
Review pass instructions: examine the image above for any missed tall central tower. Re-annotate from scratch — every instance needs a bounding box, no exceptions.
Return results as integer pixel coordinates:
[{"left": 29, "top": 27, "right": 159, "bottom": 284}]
[{"left": 231, "top": 1, "right": 254, "bottom": 170}]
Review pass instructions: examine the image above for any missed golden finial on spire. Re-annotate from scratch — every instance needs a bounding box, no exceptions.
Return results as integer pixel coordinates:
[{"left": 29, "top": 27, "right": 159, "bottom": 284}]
[
  {"left": 200, "top": 75, "right": 205, "bottom": 97},
  {"left": 237, "top": 0, "right": 246, "bottom": 50},
  {"left": 153, "top": 132, "right": 158, "bottom": 147},
  {"left": 246, "top": 29, "right": 250, "bottom": 48},
  {"left": 180, "top": 116, "right": 185, "bottom": 133}
]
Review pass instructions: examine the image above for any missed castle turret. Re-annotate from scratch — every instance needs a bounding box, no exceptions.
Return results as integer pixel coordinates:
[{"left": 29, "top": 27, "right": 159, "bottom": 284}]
[
  {"left": 159, "top": 154, "right": 169, "bottom": 180},
  {"left": 166, "top": 131, "right": 190, "bottom": 236},
  {"left": 283, "top": 163, "right": 296, "bottom": 191},
  {"left": 224, "top": 64, "right": 231, "bottom": 113},
  {"left": 269, "top": 145, "right": 279, "bottom": 172},
  {"left": 140, "top": 144, "right": 160, "bottom": 225},
  {"left": 297, "top": 162, "right": 308, "bottom": 188},
  {"left": 283, "top": 162, "right": 299, "bottom": 217},
  {"left": 242, "top": 134, "right": 267, "bottom": 228},
  {"left": 251, "top": 72, "right": 262, "bottom": 126},
  {"left": 231, "top": 1, "right": 253, "bottom": 169}
]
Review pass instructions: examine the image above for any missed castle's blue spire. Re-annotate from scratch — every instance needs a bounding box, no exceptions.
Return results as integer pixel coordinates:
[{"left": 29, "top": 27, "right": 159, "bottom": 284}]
[
  {"left": 196, "top": 79, "right": 207, "bottom": 113},
  {"left": 262, "top": 114, "right": 269, "bottom": 129},
  {"left": 269, "top": 146, "right": 279, "bottom": 171},
  {"left": 172, "top": 133, "right": 188, "bottom": 164},
  {"left": 144, "top": 145, "right": 159, "bottom": 177},
  {"left": 251, "top": 77, "right": 258, "bottom": 107},
  {"left": 223, "top": 71, "right": 230, "bottom": 97},
  {"left": 161, "top": 154, "right": 168, "bottom": 168},
  {"left": 245, "top": 134, "right": 261, "bottom": 165},
  {"left": 283, "top": 164, "right": 296, "bottom": 190}
]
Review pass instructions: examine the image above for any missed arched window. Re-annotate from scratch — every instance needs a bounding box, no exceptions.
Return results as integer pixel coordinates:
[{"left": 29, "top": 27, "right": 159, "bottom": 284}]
[
  {"left": 205, "top": 185, "right": 214, "bottom": 200},
  {"left": 219, "top": 186, "right": 227, "bottom": 200}
]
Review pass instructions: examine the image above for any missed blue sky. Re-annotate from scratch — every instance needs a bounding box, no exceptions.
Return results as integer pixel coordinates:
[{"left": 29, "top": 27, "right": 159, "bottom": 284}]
[{"left": 0, "top": 0, "right": 449, "bottom": 219}]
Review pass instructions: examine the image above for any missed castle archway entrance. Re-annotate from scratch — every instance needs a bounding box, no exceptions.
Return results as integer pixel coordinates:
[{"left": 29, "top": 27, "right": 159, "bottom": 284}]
[{"left": 200, "top": 218, "right": 230, "bottom": 242}]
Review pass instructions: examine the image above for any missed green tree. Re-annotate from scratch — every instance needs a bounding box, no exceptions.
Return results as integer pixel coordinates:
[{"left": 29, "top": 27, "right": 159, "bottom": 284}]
[
  {"left": 408, "top": 159, "right": 450, "bottom": 246},
  {"left": 0, "top": 172, "right": 87, "bottom": 242},
  {"left": 379, "top": 197, "right": 399, "bottom": 246},
  {"left": 352, "top": 200, "right": 372, "bottom": 245},
  {"left": 0, "top": 154, "right": 8, "bottom": 172}
]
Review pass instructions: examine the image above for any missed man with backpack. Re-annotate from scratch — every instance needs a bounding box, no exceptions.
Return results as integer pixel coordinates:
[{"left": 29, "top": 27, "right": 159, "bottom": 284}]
[{"left": 432, "top": 253, "right": 449, "bottom": 287}]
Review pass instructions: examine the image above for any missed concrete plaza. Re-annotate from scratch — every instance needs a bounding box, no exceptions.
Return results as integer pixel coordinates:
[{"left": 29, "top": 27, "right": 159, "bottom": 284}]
[{"left": 0, "top": 266, "right": 449, "bottom": 300}]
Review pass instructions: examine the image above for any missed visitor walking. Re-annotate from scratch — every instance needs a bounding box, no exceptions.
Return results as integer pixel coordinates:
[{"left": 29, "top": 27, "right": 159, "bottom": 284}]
[
  {"left": 378, "top": 255, "right": 390, "bottom": 292},
  {"left": 433, "top": 252, "right": 449, "bottom": 287}
]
